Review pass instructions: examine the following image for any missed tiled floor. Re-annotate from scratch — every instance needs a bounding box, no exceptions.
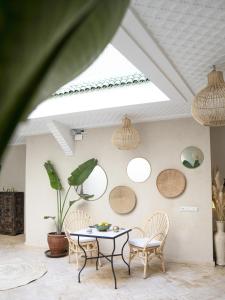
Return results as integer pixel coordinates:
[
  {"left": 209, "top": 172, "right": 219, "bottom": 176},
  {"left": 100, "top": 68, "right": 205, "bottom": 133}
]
[{"left": 0, "top": 235, "right": 225, "bottom": 300}]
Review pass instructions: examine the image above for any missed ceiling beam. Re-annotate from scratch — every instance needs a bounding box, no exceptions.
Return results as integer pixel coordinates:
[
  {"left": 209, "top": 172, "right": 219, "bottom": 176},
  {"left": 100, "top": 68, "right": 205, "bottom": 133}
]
[
  {"left": 112, "top": 9, "right": 194, "bottom": 103},
  {"left": 48, "top": 121, "right": 74, "bottom": 156}
]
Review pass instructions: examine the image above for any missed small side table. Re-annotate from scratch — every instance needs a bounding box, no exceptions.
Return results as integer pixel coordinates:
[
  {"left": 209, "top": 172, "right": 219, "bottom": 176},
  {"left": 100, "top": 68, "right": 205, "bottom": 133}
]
[{"left": 71, "top": 228, "right": 132, "bottom": 289}]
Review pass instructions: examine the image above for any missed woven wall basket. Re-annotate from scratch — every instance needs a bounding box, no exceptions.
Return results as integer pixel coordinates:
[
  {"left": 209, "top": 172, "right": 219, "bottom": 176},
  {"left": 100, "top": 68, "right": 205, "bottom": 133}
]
[
  {"left": 111, "top": 117, "right": 140, "bottom": 150},
  {"left": 156, "top": 169, "right": 186, "bottom": 198},
  {"left": 109, "top": 186, "right": 137, "bottom": 214},
  {"left": 192, "top": 67, "right": 225, "bottom": 126}
]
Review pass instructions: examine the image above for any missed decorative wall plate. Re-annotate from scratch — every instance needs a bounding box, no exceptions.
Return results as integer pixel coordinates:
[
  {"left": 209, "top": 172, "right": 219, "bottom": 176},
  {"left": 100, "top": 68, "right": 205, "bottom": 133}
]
[
  {"left": 156, "top": 169, "right": 186, "bottom": 198},
  {"left": 109, "top": 186, "right": 136, "bottom": 214}
]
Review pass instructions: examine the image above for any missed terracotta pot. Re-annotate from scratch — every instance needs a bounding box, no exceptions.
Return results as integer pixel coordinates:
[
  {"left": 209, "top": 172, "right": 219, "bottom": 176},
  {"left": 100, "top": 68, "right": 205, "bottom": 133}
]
[{"left": 47, "top": 232, "right": 68, "bottom": 256}]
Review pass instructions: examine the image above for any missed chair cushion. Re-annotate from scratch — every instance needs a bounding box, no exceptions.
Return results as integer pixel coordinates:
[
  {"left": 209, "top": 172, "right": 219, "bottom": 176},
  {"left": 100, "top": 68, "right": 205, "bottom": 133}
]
[
  {"left": 70, "top": 236, "right": 96, "bottom": 243},
  {"left": 129, "top": 237, "right": 161, "bottom": 248}
]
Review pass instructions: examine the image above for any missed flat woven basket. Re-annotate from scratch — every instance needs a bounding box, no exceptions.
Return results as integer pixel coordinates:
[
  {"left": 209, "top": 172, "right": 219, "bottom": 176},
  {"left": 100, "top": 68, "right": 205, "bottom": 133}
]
[
  {"left": 109, "top": 186, "right": 136, "bottom": 214},
  {"left": 156, "top": 169, "right": 186, "bottom": 198}
]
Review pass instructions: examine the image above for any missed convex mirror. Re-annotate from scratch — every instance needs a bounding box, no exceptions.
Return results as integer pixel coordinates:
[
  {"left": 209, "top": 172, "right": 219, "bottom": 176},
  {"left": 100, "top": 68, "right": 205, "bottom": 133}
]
[{"left": 181, "top": 146, "right": 204, "bottom": 169}]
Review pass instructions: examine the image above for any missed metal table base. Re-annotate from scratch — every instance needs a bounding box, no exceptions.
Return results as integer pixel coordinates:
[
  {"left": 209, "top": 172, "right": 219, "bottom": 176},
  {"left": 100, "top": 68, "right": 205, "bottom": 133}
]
[{"left": 75, "top": 229, "right": 131, "bottom": 289}]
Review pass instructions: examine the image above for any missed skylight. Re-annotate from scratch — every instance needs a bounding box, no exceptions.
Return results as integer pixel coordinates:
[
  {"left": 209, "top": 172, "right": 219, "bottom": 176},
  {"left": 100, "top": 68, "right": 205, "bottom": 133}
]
[
  {"left": 61, "top": 44, "right": 142, "bottom": 86},
  {"left": 29, "top": 45, "right": 169, "bottom": 119}
]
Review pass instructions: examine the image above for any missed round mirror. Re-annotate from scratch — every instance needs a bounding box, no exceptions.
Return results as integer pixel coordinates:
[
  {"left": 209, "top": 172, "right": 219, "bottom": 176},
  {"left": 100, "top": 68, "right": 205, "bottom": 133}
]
[
  {"left": 127, "top": 157, "right": 151, "bottom": 182},
  {"left": 181, "top": 146, "right": 204, "bottom": 169},
  {"left": 79, "top": 165, "right": 108, "bottom": 201}
]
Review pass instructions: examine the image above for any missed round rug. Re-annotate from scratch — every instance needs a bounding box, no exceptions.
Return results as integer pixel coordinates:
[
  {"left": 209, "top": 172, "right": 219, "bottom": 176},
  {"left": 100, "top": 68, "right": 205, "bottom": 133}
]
[{"left": 0, "top": 260, "right": 47, "bottom": 291}]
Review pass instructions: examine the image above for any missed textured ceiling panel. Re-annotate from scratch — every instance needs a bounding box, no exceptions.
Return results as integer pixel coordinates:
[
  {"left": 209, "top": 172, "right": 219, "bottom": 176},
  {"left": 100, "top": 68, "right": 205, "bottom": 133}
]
[
  {"left": 131, "top": 0, "right": 225, "bottom": 93},
  {"left": 17, "top": 99, "right": 190, "bottom": 141}
]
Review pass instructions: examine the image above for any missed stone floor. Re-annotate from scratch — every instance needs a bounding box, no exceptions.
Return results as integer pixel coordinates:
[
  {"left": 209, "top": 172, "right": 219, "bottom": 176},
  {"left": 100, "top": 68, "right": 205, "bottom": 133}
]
[{"left": 0, "top": 234, "right": 225, "bottom": 300}]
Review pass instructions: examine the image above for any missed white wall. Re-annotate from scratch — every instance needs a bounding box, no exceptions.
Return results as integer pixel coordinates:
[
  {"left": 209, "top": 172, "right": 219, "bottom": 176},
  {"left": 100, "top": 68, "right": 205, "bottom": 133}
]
[
  {"left": 25, "top": 118, "right": 213, "bottom": 264},
  {"left": 0, "top": 145, "right": 26, "bottom": 192},
  {"left": 210, "top": 127, "right": 225, "bottom": 179}
]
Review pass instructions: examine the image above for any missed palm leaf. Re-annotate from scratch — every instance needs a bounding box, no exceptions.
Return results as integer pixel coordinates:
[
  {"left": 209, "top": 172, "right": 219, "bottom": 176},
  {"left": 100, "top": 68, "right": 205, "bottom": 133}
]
[
  {"left": 193, "top": 160, "right": 200, "bottom": 168},
  {"left": 182, "top": 160, "right": 194, "bottom": 168},
  {"left": 0, "top": 0, "right": 129, "bottom": 159},
  {"left": 44, "top": 161, "right": 63, "bottom": 190},
  {"left": 68, "top": 158, "right": 97, "bottom": 186}
]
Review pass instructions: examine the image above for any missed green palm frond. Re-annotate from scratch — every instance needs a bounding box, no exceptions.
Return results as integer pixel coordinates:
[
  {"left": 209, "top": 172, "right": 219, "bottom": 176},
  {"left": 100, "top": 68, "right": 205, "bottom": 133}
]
[{"left": 0, "top": 0, "right": 130, "bottom": 159}]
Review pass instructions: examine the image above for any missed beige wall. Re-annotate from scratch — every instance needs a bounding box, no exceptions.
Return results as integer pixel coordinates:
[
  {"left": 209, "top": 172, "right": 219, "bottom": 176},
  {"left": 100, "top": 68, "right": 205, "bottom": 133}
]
[
  {"left": 0, "top": 145, "right": 26, "bottom": 192},
  {"left": 210, "top": 127, "right": 225, "bottom": 179},
  {"left": 25, "top": 118, "right": 213, "bottom": 264}
]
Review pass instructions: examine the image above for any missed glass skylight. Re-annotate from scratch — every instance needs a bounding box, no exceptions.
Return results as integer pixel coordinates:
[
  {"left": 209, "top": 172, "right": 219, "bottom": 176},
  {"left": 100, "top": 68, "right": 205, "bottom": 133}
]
[
  {"left": 61, "top": 44, "right": 142, "bottom": 86},
  {"left": 29, "top": 45, "right": 169, "bottom": 119}
]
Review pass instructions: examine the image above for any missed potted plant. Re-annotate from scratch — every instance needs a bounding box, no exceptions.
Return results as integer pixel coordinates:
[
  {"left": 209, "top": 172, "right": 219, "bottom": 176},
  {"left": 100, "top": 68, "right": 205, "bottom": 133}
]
[
  {"left": 44, "top": 158, "right": 97, "bottom": 257},
  {"left": 212, "top": 169, "right": 225, "bottom": 265}
]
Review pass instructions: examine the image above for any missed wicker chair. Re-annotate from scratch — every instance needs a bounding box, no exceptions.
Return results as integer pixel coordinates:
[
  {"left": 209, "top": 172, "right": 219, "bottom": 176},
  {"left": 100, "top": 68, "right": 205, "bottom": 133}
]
[
  {"left": 64, "top": 210, "right": 99, "bottom": 269},
  {"left": 128, "top": 211, "right": 169, "bottom": 278}
]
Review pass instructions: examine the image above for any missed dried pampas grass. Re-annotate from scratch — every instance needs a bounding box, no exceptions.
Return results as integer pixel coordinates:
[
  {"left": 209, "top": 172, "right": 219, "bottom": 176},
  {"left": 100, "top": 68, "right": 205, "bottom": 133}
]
[{"left": 212, "top": 169, "right": 225, "bottom": 221}]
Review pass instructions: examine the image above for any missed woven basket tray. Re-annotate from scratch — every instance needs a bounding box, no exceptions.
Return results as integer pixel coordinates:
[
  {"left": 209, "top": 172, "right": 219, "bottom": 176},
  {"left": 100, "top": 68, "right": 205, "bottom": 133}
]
[
  {"left": 156, "top": 169, "right": 186, "bottom": 198},
  {"left": 109, "top": 186, "right": 136, "bottom": 214}
]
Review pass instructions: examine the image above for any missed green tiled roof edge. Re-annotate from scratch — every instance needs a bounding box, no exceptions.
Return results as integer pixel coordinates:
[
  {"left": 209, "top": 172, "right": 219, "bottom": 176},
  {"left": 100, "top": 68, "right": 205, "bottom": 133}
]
[{"left": 54, "top": 73, "right": 149, "bottom": 95}]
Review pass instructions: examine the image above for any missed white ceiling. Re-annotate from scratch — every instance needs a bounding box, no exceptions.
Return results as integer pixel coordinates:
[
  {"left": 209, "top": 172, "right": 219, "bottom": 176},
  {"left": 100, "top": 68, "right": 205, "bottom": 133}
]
[
  {"left": 17, "top": 100, "right": 189, "bottom": 136},
  {"left": 12, "top": 1, "right": 225, "bottom": 145},
  {"left": 131, "top": 0, "right": 225, "bottom": 93}
]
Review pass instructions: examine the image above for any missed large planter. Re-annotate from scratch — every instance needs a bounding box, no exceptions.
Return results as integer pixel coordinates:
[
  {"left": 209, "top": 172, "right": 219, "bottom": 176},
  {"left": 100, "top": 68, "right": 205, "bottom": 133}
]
[
  {"left": 47, "top": 232, "right": 68, "bottom": 257},
  {"left": 214, "top": 221, "right": 225, "bottom": 266}
]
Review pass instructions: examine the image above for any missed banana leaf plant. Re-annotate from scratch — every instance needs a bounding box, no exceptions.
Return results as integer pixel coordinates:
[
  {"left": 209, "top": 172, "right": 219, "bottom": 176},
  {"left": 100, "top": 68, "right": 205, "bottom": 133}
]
[{"left": 44, "top": 158, "right": 97, "bottom": 234}]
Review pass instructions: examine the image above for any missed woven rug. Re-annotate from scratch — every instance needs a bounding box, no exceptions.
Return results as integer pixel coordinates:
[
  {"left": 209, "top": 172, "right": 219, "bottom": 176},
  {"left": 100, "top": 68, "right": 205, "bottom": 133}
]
[{"left": 0, "top": 259, "right": 47, "bottom": 291}]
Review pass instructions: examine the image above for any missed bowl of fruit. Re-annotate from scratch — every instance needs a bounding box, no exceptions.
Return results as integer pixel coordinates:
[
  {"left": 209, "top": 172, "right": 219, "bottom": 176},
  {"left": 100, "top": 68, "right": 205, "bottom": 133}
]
[{"left": 95, "top": 222, "right": 111, "bottom": 232}]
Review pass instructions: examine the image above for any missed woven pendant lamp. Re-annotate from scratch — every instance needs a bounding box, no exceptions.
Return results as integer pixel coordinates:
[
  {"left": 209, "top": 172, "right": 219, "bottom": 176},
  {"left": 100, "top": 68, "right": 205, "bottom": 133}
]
[
  {"left": 192, "top": 66, "right": 225, "bottom": 126},
  {"left": 111, "top": 116, "right": 140, "bottom": 150}
]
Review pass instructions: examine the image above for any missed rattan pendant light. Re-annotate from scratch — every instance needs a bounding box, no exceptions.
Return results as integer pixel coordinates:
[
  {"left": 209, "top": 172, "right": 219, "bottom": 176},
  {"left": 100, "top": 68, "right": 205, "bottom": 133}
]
[
  {"left": 111, "top": 116, "right": 140, "bottom": 150},
  {"left": 192, "top": 66, "right": 225, "bottom": 126}
]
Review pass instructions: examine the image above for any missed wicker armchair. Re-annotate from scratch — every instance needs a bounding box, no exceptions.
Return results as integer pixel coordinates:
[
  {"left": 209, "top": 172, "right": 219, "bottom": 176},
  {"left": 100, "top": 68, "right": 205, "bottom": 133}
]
[
  {"left": 64, "top": 210, "right": 99, "bottom": 269},
  {"left": 129, "top": 211, "right": 169, "bottom": 278}
]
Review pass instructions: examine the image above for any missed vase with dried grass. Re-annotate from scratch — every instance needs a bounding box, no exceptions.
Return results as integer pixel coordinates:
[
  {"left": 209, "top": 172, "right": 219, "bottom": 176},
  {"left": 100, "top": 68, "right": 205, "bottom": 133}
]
[{"left": 212, "top": 169, "right": 225, "bottom": 266}]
